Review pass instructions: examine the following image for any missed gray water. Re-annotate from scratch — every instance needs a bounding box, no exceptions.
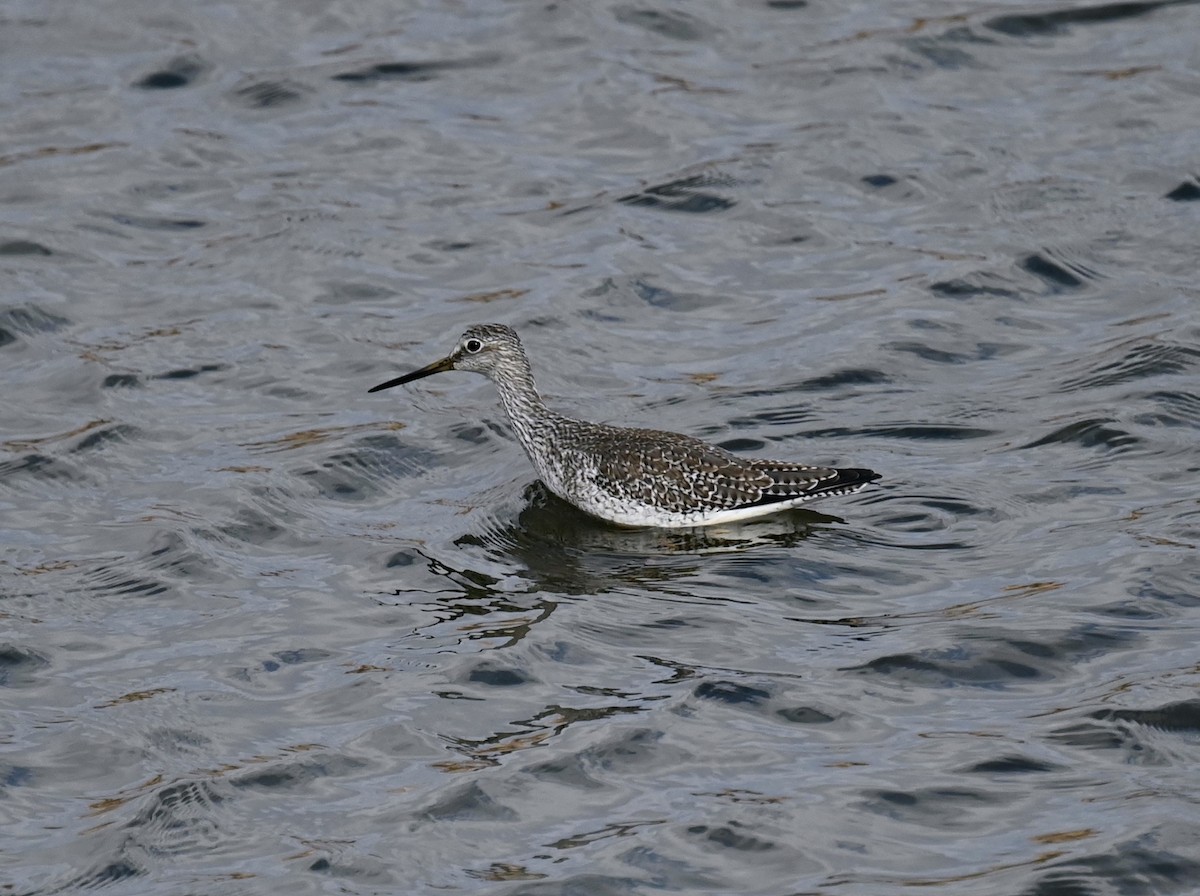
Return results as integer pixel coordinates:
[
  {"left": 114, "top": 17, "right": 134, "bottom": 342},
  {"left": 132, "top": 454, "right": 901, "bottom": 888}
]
[{"left": 4, "top": 0, "right": 1200, "bottom": 893}]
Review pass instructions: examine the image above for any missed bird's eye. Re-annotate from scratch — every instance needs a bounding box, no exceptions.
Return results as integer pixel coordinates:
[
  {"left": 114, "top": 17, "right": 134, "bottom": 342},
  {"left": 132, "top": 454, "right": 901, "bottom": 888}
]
[{"left": 464, "top": 338, "right": 484, "bottom": 354}]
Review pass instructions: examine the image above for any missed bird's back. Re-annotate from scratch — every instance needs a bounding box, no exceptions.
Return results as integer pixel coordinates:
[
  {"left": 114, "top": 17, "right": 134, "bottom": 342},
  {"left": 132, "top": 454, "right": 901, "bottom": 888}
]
[{"left": 529, "top": 419, "right": 874, "bottom": 527}]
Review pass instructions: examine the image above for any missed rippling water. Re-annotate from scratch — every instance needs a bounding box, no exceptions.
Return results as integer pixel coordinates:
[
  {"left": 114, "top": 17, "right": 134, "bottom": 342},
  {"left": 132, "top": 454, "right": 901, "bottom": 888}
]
[{"left": 4, "top": 0, "right": 1200, "bottom": 893}]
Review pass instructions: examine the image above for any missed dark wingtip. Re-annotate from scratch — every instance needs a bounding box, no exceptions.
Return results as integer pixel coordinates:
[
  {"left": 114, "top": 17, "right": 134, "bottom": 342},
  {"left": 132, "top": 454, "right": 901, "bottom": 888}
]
[
  {"left": 835, "top": 468, "right": 882, "bottom": 487},
  {"left": 800, "top": 467, "right": 880, "bottom": 501}
]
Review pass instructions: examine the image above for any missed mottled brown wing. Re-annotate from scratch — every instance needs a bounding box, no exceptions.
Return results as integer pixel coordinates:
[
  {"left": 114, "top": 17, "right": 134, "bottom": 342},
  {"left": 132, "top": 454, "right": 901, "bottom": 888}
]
[{"left": 587, "top": 428, "right": 773, "bottom": 515}]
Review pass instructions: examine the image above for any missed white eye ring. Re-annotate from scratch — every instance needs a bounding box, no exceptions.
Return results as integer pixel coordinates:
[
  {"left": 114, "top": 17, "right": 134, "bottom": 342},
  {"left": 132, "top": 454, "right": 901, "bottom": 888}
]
[{"left": 464, "top": 338, "right": 484, "bottom": 354}]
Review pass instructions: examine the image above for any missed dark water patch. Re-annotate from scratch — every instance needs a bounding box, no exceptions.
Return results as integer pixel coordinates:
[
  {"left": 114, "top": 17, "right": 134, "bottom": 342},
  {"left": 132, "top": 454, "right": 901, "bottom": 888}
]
[
  {"left": 1135, "top": 390, "right": 1200, "bottom": 427},
  {"left": 1058, "top": 341, "right": 1200, "bottom": 393},
  {"left": 297, "top": 444, "right": 404, "bottom": 500},
  {"left": 581, "top": 727, "right": 672, "bottom": 772},
  {"left": 599, "top": 278, "right": 718, "bottom": 313},
  {"left": 467, "top": 663, "right": 533, "bottom": 687},
  {"left": 1020, "top": 253, "right": 1086, "bottom": 291},
  {"left": 613, "top": 6, "right": 712, "bottom": 40},
  {"left": 124, "top": 778, "right": 225, "bottom": 855},
  {"left": 0, "top": 453, "right": 87, "bottom": 485},
  {"left": 332, "top": 56, "right": 498, "bottom": 84},
  {"left": 0, "top": 305, "right": 72, "bottom": 348},
  {"left": 102, "top": 373, "right": 140, "bottom": 388},
  {"left": 858, "top": 173, "right": 924, "bottom": 200},
  {"left": 619, "top": 173, "right": 736, "bottom": 213},
  {"left": 1019, "top": 418, "right": 1141, "bottom": 452},
  {"left": 109, "top": 213, "right": 206, "bottom": 231},
  {"left": 322, "top": 280, "right": 397, "bottom": 302},
  {"left": 1090, "top": 597, "right": 1170, "bottom": 621},
  {"left": 687, "top": 820, "right": 776, "bottom": 851},
  {"left": 80, "top": 859, "right": 144, "bottom": 887},
  {"left": 727, "top": 405, "right": 814, "bottom": 429},
  {"left": 427, "top": 239, "right": 476, "bottom": 252},
  {"left": 70, "top": 423, "right": 138, "bottom": 453},
  {"left": 1021, "top": 837, "right": 1200, "bottom": 896},
  {"left": 262, "top": 648, "right": 332, "bottom": 671},
  {"left": 1165, "top": 179, "right": 1200, "bottom": 201},
  {"left": 214, "top": 505, "right": 287, "bottom": 546},
  {"left": 904, "top": 25, "right": 996, "bottom": 70},
  {"left": 861, "top": 174, "right": 897, "bottom": 188},
  {"left": 120, "top": 529, "right": 217, "bottom": 584},
  {"left": 1136, "top": 568, "right": 1200, "bottom": 611},
  {"left": 873, "top": 510, "right": 938, "bottom": 531},
  {"left": 580, "top": 275, "right": 713, "bottom": 313},
  {"left": 918, "top": 497, "right": 987, "bottom": 517},
  {"left": 851, "top": 650, "right": 999, "bottom": 686},
  {"left": 731, "top": 370, "right": 888, "bottom": 401},
  {"left": 849, "top": 627, "right": 1137, "bottom": 688},
  {"left": 776, "top": 705, "right": 836, "bottom": 724},
  {"left": 521, "top": 755, "right": 606, "bottom": 790},
  {"left": 134, "top": 55, "right": 206, "bottom": 89},
  {"left": 984, "top": 0, "right": 1185, "bottom": 37},
  {"left": 30, "top": 840, "right": 150, "bottom": 892},
  {"left": 1050, "top": 700, "right": 1200, "bottom": 758},
  {"left": 0, "top": 644, "right": 50, "bottom": 687},
  {"left": 1049, "top": 721, "right": 1134, "bottom": 752},
  {"left": 1020, "top": 870, "right": 1099, "bottom": 896},
  {"left": 964, "top": 754, "right": 1062, "bottom": 774},
  {"left": 930, "top": 275, "right": 1021, "bottom": 299},
  {"left": 126, "top": 179, "right": 218, "bottom": 200},
  {"left": 813, "top": 424, "right": 998, "bottom": 441},
  {"left": 888, "top": 339, "right": 1016, "bottom": 364},
  {"left": 908, "top": 39, "right": 978, "bottom": 70},
  {"left": 386, "top": 549, "right": 419, "bottom": 568},
  {"left": 420, "top": 781, "right": 518, "bottom": 821},
  {"left": 233, "top": 752, "right": 362, "bottom": 791},
  {"left": 875, "top": 494, "right": 994, "bottom": 534},
  {"left": 75, "top": 561, "right": 171, "bottom": 599},
  {"left": 860, "top": 787, "right": 997, "bottom": 828},
  {"left": 1093, "top": 699, "right": 1200, "bottom": 733},
  {"left": 1, "top": 764, "right": 33, "bottom": 788},
  {"left": 799, "top": 367, "right": 891, "bottom": 390},
  {"left": 151, "top": 362, "right": 226, "bottom": 381},
  {"left": 694, "top": 680, "right": 771, "bottom": 705},
  {"left": 231, "top": 78, "right": 312, "bottom": 108},
  {"left": 453, "top": 422, "right": 495, "bottom": 446},
  {"left": 334, "top": 62, "right": 440, "bottom": 82},
  {"left": 0, "top": 239, "right": 52, "bottom": 256}
]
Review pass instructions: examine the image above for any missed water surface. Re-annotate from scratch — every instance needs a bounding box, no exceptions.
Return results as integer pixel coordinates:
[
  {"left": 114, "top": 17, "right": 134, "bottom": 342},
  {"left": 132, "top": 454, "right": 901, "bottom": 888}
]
[{"left": 3, "top": 0, "right": 1200, "bottom": 893}]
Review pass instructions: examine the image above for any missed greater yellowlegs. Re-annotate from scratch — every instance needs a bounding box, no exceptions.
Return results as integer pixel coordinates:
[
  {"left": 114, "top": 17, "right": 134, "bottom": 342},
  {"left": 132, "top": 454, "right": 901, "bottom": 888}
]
[{"left": 369, "top": 324, "right": 880, "bottom": 528}]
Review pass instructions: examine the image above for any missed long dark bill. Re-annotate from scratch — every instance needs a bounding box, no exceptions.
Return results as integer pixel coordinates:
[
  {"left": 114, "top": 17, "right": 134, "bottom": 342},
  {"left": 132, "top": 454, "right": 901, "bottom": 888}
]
[{"left": 368, "top": 355, "right": 455, "bottom": 393}]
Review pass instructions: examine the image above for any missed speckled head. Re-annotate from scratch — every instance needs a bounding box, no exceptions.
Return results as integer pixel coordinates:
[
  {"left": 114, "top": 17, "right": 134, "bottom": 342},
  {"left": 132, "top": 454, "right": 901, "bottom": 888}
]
[{"left": 368, "top": 323, "right": 526, "bottom": 392}]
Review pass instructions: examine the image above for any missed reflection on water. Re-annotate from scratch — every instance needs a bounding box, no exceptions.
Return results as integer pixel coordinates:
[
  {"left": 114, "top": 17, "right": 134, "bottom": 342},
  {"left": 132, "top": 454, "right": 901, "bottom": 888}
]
[
  {"left": 4, "top": 0, "right": 1200, "bottom": 892},
  {"left": 466, "top": 481, "right": 840, "bottom": 587}
]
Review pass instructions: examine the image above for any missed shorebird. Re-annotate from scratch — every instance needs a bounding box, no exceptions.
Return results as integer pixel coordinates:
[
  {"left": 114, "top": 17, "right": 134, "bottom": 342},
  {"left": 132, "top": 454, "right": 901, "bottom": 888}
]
[{"left": 369, "top": 324, "right": 880, "bottom": 528}]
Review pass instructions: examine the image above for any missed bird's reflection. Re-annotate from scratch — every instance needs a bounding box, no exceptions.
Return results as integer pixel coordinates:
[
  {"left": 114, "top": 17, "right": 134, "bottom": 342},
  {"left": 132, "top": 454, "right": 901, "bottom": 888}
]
[
  {"left": 379, "top": 482, "right": 850, "bottom": 655},
  {"left": 453, "top": 481, "right": 843, "bottom": 596}
]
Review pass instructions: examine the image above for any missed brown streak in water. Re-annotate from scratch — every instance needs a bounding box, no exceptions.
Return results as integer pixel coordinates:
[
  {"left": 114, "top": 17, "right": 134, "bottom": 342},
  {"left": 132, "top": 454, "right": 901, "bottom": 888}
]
[
  {"left": 0, "top": 142, "right": 125, "bottom": 168},
  {"left": 2, "top": 419, "right": 111, "bottom": 452},
  {"left": 242, "top": 420, "right": 404, "bottom": 453},
  {"left": 458, "top": 287, "right": 528, "bottom": 304}
]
